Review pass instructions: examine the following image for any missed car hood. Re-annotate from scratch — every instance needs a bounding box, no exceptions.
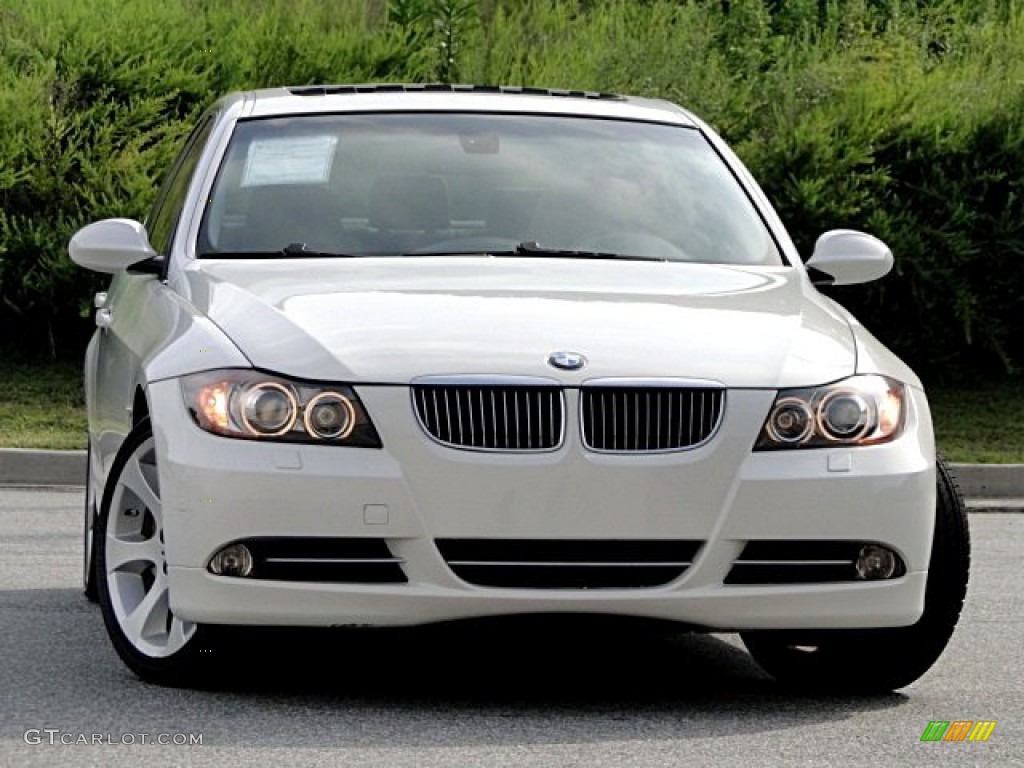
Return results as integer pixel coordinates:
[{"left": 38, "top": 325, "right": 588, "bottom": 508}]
[{"left": 183, "top": 257, "right": 856, "bottom": 387}]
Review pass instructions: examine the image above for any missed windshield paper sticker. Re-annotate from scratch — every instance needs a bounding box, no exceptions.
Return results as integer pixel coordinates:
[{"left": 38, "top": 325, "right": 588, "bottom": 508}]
[{"left": 242, "top": 136, "right": 338, "bottom": 187}]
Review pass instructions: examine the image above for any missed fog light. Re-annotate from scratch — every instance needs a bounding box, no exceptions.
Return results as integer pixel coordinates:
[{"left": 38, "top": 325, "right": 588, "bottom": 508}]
[
  {"left": 855, "top": 544, "right": 897, "bottom": 580},
  {"left": 209, "top": 543, "right": 254, "bottom": 577}
]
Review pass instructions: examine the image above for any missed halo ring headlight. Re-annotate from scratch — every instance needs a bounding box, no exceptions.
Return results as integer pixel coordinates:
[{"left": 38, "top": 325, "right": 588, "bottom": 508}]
[
  {"left": 240, "top": 382, "right": 298, "bottom": 437},
  {"left": 181, "top": 371, "right": 382, "bottom": 447},
  {"left": 303, "top": 391, "right": 356, "bottom": 440},
  {"left": 766, "top": 396, "right": 815, "bottom": 444},
  {"left": 817, "top": 390, "right": 872, "bottom": 441},
  {"left": 754, "top": 375, "right": 905, "bottom": 451}
]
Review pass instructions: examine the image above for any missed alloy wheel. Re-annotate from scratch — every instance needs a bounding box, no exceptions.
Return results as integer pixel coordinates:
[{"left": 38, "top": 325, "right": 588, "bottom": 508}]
[{"left": 101, "top": 432, "right": 195, "bottom": 658}]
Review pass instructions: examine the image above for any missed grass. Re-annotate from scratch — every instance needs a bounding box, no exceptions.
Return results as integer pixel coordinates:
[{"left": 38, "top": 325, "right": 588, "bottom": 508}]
[
  {"left": 929, "top": 382, "right": 1024, "bottom": 464},
  {"left": 0, "top": 362, "right": 1020, "bottom": 463},
  {"left": 0, "top": 361, "right": 88, "bottom": 450}
]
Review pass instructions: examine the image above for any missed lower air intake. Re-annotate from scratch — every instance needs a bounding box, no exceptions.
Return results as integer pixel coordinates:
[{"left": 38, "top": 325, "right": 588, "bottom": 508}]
[
  {"left": 436, "top": 539, "right": 702, "bottom": 589},
  {"left": 725, "top": 540, "right": 906, "bottom": 584},
  {"left": 215, "top": 537, "right": 406, "bottom": 583}
]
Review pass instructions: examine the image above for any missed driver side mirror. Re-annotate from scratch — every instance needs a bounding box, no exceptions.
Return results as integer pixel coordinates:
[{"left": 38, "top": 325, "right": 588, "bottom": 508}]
[
  {"left": 68, "top": 218, "right": 162, "bottom": 274},
  {"left": 805, "top": 229, "right": 893, "bottom": 286}
]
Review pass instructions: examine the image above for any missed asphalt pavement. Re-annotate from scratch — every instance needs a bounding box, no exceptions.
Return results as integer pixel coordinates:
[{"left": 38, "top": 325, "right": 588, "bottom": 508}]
[{"left": 0, "top": 486, "right": 1021, "bottom": 767}]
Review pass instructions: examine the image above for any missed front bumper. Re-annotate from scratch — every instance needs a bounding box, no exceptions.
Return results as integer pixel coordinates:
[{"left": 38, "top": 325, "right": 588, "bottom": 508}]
[{"left": 151, "top": 380, "right": 936, "bottom": 631}]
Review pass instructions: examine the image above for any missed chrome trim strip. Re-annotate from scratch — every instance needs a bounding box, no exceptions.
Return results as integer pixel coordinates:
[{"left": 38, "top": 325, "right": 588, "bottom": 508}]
[
  {"left": 412, "top": 374, "right": 562, "bottom": 387},
  {"left": 581, "top": 377, "right": 726, "bottom": 389},
  {"left": 263, "top": 557, "right": 405, "bottom": 564},
  {"left": 446, "top": 561, "right": 693, "bottom": 568},
  {"left": 733, "top": 559, "right": 851, "bottom": 566}
]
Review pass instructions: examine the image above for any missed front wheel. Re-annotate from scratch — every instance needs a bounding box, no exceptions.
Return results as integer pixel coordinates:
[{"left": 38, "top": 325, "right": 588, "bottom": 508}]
[
  {"left": 741, "top": 456, "right": 970, "bottom": 693},
  {"left": 96, "top": 419, "right": 219, "bottom": 685}
]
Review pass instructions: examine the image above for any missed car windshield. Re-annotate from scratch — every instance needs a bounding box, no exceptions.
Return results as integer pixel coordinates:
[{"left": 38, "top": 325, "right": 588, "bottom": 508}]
[{"left": 198, "top": 112, "right": 782, "bottom": 265}]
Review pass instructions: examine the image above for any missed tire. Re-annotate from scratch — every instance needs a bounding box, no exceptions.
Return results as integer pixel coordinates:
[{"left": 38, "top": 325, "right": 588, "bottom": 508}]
[
  {"left": 741, "top": 455, "right": 970, "bottom": 693},
  {"left": 83, "top": 440, "right": 99, "bottom": 603},
  {"left": 96, "top": 419, "right": 219, "bottom": 685}
]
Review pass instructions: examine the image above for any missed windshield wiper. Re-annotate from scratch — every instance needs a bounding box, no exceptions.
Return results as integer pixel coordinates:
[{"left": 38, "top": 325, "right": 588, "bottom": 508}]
[
  {"left": 202, "top": 241, "right": 670, "bottom": 262},
  {"left": 281, "top": 243, "right": 363, "bottom": 258},
  {"left": 198, "top": 243, "right": 363, "bottom": 259},
  {"left": 511, "top": 241, "right": 667, "bottom": 262},
  {"left": 407, "top": 241, "right": 668, "bottom": 262}
]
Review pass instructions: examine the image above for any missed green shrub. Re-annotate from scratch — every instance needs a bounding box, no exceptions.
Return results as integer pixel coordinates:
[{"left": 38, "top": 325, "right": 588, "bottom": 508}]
[
  {"left": 731, "top": 0, "right": 1024, "bottom": 377},
  {"left": 0, "top": 0, "right": 1021, "bottom": 381}
]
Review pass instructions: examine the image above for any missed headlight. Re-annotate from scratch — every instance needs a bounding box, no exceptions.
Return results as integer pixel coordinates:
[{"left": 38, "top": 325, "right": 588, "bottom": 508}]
[
  {"left": 754, "top": 375, "right": 905, "bottom": 450},
  {"left": 181, "top": 370, "right": 381, "bottom": 447}
]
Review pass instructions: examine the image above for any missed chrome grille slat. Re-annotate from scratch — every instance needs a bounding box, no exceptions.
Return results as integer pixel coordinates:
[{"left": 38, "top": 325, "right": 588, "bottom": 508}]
[
  {"left": 611, "top": 390, "right": 618, "bottom": 446},
  {"left": 688, "top": 391, "right": 696, "bottom": 445},
  {"left": 514, "top": 390, "right": 522, "bottom": 449},
  {"left": 676, "top": 391, "right": 684, "bottom": 447},
  {"left": 581, "top": 386, "right": 724, "bottom": 453},
  {"left": 412, "top": 383, "right": 564, "bottom": 451},
  {"left": 549, "top": 389, "right": 556, "bottom": 444},
  {"left": 490, "top": 390, "right": 499, "bottom": 447},
  {"left": 644, "top": 391, "right": 651, "bottom": 451},
  {"left": 655, "top": 390, "right": 661, "bottom": 449},
  {"left": 443, "top": 389, "right": 453, "bottom": 444}
]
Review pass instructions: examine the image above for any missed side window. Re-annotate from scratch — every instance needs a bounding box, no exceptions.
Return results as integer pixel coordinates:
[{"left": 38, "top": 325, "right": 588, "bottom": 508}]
[{"left": 146, "top": 116, "right": 215, "bottom": 256}]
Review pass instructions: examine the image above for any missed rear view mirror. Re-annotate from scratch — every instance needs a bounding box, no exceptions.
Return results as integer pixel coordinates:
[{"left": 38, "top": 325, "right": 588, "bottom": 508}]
[{"left": 805, "top": 230, "right": 893, "bottom": 286}]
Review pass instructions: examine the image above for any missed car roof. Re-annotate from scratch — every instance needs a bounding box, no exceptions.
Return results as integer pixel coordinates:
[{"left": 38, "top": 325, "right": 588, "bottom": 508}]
[{"left": 227, "top": 84, "right": 697, "bottom": 127}]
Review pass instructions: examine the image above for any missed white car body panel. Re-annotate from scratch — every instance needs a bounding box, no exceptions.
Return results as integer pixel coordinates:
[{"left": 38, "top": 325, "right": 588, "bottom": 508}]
[{"left": 184, "top": 258, "right": 855, "bottom": 387}]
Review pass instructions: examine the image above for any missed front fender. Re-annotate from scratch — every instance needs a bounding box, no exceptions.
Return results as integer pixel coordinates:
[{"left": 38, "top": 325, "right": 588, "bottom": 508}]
[{"left": 141, "top": 288, "right": 251, "bottom": 384}]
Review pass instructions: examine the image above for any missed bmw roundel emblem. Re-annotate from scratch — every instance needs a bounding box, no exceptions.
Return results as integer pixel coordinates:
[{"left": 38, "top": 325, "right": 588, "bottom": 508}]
[{"left": 548, "top": 351, "right": 587, "bottom": 371}]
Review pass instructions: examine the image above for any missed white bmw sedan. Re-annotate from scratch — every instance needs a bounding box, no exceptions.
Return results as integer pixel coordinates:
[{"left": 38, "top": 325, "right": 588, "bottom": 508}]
[{"left": 70, "top": 84, "right": 968, "bottom": 690}]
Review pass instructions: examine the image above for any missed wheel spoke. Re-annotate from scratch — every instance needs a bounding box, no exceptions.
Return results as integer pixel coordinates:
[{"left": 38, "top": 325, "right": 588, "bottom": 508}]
[
  {"left": 119, "top": 454, "right": 161, "bottom": 521},
  {"left": 104, "top": 532, "right": 162, "bottom": 572},
  {"left": 122, "top": 572, "right": 168, "bottom": 642},
  {"left": 166, "top": 616, "right": 189, "bottom": 651}
]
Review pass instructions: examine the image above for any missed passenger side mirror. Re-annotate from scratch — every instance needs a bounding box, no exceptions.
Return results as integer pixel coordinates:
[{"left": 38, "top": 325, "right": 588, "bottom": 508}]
[
  {"left": 805, "top": 230, "right": 893, "bottom": 286},
  {"left": 69, "top": 219, "right": 161, "bottom": 274}
]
